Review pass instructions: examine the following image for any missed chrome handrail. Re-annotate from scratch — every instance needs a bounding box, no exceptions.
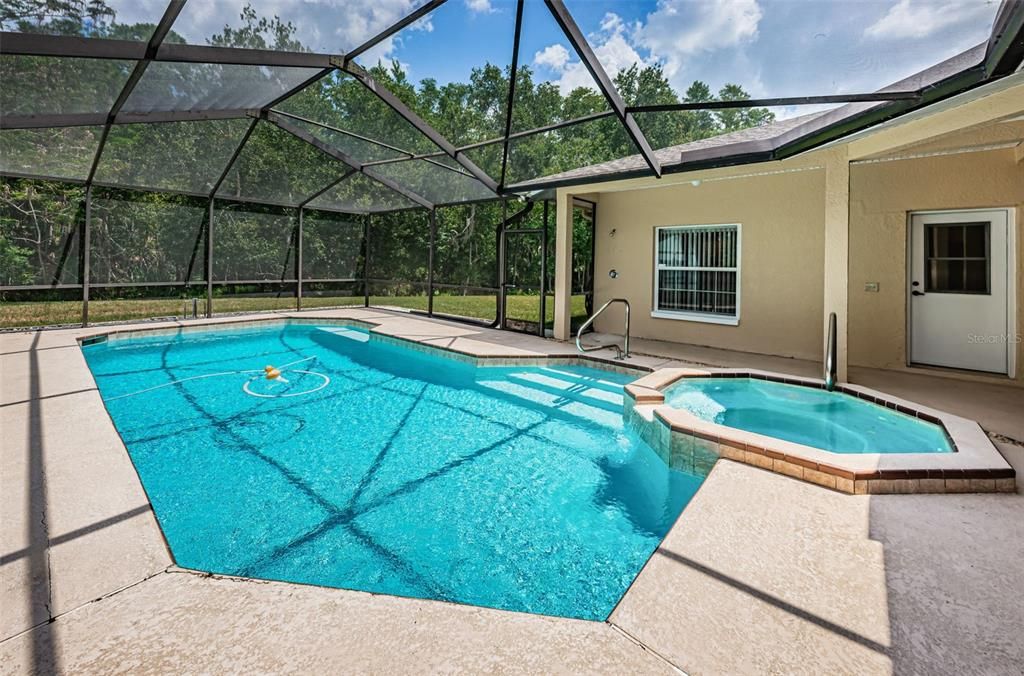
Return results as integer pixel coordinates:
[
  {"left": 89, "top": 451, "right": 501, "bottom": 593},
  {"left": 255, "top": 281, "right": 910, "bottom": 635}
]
[
  {"left": 576, "top": 298, "right": 630, "bottom": 359},
  {"left": 824, "top": 311, "right": 837, "bottom": 391}
]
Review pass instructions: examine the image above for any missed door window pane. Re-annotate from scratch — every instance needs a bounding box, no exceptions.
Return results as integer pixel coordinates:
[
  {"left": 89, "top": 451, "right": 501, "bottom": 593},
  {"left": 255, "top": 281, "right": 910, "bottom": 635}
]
[{"left": 925, "top": 222, "right": 989, "bottom": 294}]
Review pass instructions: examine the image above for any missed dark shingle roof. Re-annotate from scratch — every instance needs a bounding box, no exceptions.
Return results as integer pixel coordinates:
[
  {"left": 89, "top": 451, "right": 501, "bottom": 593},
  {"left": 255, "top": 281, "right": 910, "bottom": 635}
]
[{"left": 510, "top": 42, "right": 988, "bottom": 190}]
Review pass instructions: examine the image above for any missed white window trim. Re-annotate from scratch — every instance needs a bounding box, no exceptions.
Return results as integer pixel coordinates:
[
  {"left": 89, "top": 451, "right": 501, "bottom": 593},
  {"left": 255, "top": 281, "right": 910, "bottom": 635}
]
[{"left": 652, "top": 223, "right": 742, "bottom": 326}]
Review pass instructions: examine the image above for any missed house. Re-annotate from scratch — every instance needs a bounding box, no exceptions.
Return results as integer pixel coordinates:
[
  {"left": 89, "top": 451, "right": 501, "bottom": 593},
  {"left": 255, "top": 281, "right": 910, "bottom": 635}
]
[{"left": 529, "top": 48, "right": 1023, "bottom": 386}]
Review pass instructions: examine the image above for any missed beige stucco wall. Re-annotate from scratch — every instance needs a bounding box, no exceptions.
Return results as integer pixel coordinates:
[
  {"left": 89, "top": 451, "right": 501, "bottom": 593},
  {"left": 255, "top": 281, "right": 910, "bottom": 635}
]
[
  {"left": 849, "top": 147, "right": 1024, "bottom": 381},
  {"left": 590, "top": 168, "right": 826, "bottom": 361}
]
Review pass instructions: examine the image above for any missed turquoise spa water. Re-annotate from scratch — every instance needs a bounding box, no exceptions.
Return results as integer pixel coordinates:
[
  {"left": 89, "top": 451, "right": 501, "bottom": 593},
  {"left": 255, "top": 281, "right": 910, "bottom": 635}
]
[
  {"left": 83, "top": 323, "right": 703, "bottom": 621},
  {"left": 664, "top": 377, "right": 952, "bottom": 453}
]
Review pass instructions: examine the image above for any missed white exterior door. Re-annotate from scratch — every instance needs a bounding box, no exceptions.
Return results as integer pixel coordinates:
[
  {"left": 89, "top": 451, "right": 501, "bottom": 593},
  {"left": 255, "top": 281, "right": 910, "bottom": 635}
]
[{"left": 909, "top": 209, "right": 1011, "bottom": 374}]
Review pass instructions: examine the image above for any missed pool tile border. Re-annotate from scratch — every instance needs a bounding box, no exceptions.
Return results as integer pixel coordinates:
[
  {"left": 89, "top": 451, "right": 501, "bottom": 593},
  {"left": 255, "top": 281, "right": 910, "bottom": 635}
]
[
  {"left": 75, "top": 314, "right": 1014, "bottom": 495},
  {"left": 76, "top": 314, "right": 652, "bottom": 376},
  {"left": 625, "top": 368, "right": 1015, "bottom": 495}
]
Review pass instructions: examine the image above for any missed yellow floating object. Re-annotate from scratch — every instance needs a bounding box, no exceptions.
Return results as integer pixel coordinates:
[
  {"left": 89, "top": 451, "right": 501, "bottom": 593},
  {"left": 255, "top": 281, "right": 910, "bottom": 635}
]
[
  {"left": 264, "top": 365, "right": 274, "bottom": 373},
  {"left": 265, "top": 367, "right": 282, "bottom": 380}
]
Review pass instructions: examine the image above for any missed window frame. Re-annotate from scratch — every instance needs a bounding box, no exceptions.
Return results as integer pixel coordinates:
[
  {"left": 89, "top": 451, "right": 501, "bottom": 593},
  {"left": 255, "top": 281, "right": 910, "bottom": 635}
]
[{"left": 651, "top": 223, "right": 741, "bottom": 326}]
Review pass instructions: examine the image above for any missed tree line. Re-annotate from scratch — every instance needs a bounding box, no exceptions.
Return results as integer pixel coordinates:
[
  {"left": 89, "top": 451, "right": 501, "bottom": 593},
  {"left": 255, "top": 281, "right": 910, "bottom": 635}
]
[{"left": 1, "top": 0, "right": 773, "bottom": 300}]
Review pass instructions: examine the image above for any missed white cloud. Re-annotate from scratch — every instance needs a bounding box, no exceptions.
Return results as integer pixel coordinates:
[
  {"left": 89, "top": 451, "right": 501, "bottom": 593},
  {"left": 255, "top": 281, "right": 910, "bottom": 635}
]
[
  {"left": 533, "top": 44, "right": 571, "bottom": 71},
  {"left": 635, "top": 0, "right": 762, "bottom": 79},
  {"left": 864, "top": 0, "right": 993, "bottom": 40},
  {"left": 537, "top": 12, "right": 651, "bottom": 94},
  {"left": 465, "top": 0, "right": 495, "bottom": 13}
]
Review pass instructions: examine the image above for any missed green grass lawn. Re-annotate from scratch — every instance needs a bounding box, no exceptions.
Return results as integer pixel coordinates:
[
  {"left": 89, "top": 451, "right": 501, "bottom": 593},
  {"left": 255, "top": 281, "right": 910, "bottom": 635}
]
[{"left": 0, "top": 294, "right": 589, "bottom": 329}]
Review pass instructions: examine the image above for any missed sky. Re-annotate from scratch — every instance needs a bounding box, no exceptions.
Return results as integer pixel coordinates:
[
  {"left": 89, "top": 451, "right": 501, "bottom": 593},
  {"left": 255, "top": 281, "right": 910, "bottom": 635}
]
[{"left": 113, "top": 0, "right": 1001, "bottom": 110}]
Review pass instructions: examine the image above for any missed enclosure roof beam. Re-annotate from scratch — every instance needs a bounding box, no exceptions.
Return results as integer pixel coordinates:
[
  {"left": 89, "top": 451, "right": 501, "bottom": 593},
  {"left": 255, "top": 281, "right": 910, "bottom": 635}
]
[
  {"left": 343, "top": 0, "right": 448, "bottom": 66},
  {"left": 0, "top": 108, "right": 260, "bottom": 130},
  {"left": 498, "top": 0, "right": 526, "bottom": 190},
  {"left": 544, "top": 0, "right": 661, "bottom": 178},
  {"left": 627, "top": 92, "right": 922, "bottom": 114},
  {"left": 0, "top": 32, "right": 335, "bottom": 68},
  {"left": 84, "top": 0, "right": 186, "bottom": 187},
  {"left": 265, "top": 111, "right": 434, "bottom": 210},
  {"left": 339, "top": 60, "right": 501, "bottom": 194},
  {"left": 984, "top": 0, "right": 1024, "bottom": 77}
]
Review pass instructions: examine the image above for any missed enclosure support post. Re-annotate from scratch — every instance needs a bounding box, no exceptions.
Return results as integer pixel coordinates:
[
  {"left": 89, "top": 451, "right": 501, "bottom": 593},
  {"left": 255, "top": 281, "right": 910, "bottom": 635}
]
[
  {"left": 823, "top": 147, "right": 850, "bottom": 381},
  {"left": 296, "top": 207, "right": 304, "bottom": 311},
  {"left": 539, "top": 200, "right": 549, "bottom": 337},
  {"left": 206, "top": 198, "right": 214, "bottom": 318},
  {"left": 363, "top": 214, "right": 371, "bottom": 308},
  {"left": 553, "top": 190, "right": 574, "bottom": 341},
  {"left": 427, "top": 208, "right": 436, "bottom": 316},
  {"left": 81, "top": 186, "right": 92, "bottom": 327},
  {"left": 497, "top": 199, "right": 508, "bottom": 330}
]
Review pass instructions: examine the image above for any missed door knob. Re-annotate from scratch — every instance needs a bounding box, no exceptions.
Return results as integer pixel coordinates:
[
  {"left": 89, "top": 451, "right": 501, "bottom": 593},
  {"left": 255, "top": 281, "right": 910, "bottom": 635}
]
[{"left": 912, "top": 290, "right": 925, "bottom": 296}]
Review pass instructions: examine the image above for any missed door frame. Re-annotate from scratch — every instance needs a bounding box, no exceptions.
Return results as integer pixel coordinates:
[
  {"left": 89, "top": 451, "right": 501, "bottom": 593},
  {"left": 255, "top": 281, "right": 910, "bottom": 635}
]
[{"left": 905, "top": 207, "right": 1017, "bottom": 377}]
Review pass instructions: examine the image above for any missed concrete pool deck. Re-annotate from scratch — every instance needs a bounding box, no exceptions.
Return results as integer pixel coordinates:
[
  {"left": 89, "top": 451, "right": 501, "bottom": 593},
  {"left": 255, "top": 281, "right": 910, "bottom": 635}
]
[{"left": 2, "top": 308, "right": 1022, "bottom": 674}]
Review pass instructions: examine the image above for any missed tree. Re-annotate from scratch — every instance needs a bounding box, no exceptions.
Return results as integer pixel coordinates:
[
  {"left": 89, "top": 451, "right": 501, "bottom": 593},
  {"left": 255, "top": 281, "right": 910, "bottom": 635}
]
[{"left": 2, "top": 0, "right": 776, "bottom": 312}]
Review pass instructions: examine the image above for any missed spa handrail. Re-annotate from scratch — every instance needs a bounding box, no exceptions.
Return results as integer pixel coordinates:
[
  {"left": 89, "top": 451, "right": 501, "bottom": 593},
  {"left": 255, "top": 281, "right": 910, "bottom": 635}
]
[
  {"left": 825, "top": 312, "right": 837, "bottom": 391},
  {"left": 576, "top": 298, "right": 630, "bottom": 359}
]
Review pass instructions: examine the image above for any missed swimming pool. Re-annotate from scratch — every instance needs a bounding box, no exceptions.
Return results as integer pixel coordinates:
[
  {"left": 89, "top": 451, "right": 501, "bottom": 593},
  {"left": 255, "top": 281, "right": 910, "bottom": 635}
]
[
  {"left": 664, "top": 377, "right": 952, "bottom": 453},
  {"left": 82, "top": 322, "right": 703, "bottom": 620}
]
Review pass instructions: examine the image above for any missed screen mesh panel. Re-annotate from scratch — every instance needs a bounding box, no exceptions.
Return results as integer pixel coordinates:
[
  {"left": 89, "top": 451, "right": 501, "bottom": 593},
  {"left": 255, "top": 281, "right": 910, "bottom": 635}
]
[
  {"left": 431, "top": 202, "right": 500, "bottom": 323},
  {"left": 300, "top": 211, "right": 364, "bottom": 310},
  {"left": 289, "top": 118, "right": 409, "bottom": 165},
  {"left": 214, "top": 282, "right": 297, "bottom": 314},
  {"left": 1, "top": 56, "right": 133, "bottom": 117},
  {"left": 307, "top": 172, "right": 419, "bottom": 214},
  {"left": 355, "top": 0, "right": 514, "bottom": 148},
  {"left": 88, "top": 286, "right": 206, "bottom": 324},
  {"left": 507, "top": 0, "right": 611, "bottom": 134},
  {"left": 89, "top": 193, "right": 207, "bottom": 285},
  {"left": 1, "top": 127, "right": 104, "bottom": 181},
  {"left": 0, "top": 1, "right": 163, "bottom": 41},
  {"left": 0, "top": 288, "right": 83, "bottom": 328},
  {"left": 168, "top": 0, "right": 411, "bottom": 54},
  {"left": 370, "top": 159, "right": 495, "bottom": 205},
  {"left": 121, "top": 62, "right": 321, "bottom": 114},
  {"left": 216, "top": 122, "right": 343, "bottom": 207},
  {"left": 367, "top": 209, "right": 429, "bottom": 309},
  {"left": 0, "top": 179, "right": 82, "bottom": 286},
  {"left": 277, "top": 71, "right": 443, "bottom": 157},
  {"left": 433, "top": 203, "right": 499, "bottom": 290},
  {"left": 95, "top": 119, "right": 253, "bottom": 194},
  {"left": 504, "top": 116, "right": 636, "bottom": 186},
  {"left": 212, "top": 204, "right": 296, "bottom": 282},
  {"left": 302, "top": 213, "right": 363, "bottom": 280}
]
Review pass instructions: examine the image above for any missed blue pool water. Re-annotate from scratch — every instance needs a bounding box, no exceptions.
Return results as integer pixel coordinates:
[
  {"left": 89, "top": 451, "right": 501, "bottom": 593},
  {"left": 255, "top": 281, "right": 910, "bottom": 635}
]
[
  {"left": 664, "top": 378, "right": 952, "bottom": 453},
  {"left": 83, "top": 322, "right": 702, "bottom": 620}
]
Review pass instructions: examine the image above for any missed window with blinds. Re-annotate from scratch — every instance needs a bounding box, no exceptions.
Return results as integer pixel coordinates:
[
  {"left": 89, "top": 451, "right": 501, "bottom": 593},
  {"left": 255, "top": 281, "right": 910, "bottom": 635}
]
[{"left": 654, "top": 224, "right": 740, "bottom": 323}]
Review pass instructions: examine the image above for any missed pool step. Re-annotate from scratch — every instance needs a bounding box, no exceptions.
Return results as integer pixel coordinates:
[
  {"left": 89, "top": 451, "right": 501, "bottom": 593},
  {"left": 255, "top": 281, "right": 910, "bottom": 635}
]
[
  {"left": 503, "top": 371, "right": 624, "bottom": 415},
  {"left": 315, "top": 326, "right": 370, "bottom": 343}
]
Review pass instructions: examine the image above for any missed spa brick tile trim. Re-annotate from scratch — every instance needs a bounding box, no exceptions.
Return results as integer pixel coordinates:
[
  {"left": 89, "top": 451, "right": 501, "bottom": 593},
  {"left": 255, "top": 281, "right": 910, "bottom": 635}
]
[{"left": 626, "top": 371, "right": 1016, "bottom": 495}]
